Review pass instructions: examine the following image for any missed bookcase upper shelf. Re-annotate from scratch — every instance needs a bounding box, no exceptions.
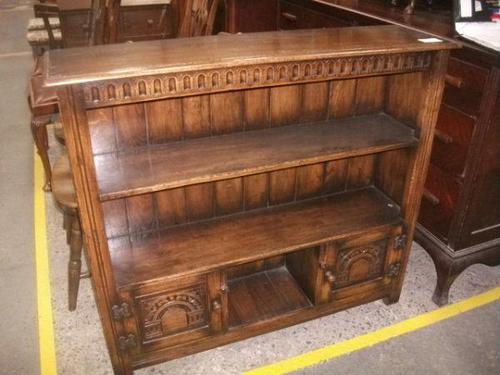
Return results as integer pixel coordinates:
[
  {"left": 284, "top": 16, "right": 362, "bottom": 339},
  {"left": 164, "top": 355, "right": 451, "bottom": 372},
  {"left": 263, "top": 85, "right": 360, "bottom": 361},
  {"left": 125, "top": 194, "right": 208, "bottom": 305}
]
[{"left": 95, "top": 113, "right": 417, "bottom": 201}]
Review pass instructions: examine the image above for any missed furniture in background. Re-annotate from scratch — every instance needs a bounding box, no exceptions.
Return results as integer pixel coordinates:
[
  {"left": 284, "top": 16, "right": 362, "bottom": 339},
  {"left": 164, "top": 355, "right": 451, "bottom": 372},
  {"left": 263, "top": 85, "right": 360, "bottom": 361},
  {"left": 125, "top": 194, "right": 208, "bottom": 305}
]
[
  {"left": 227, "top": 0, "right": 500, "bottom": 306},
  {"left": 27, "top": 2, "right": 62, "bottom": 57},
  {"left": 104, "top": 0, "right": 176, "bottom": 43},
  {"left": 52, "top": 154, "right": 88, "bottom": 311},
  {"left": 177, "top": 0, "right": 221, "bottom": 37},
  {"left": 29, "top": 57, "right": 59, "bottom": 191},
  {"left": 46, "top": 25, "right": 454, "bottom": 374},
  {"left": 416, "top": 46, "right": 500, "bottom": 305},
  {"left": 57, "top": 0, "right": 94, "bottom": 47}
]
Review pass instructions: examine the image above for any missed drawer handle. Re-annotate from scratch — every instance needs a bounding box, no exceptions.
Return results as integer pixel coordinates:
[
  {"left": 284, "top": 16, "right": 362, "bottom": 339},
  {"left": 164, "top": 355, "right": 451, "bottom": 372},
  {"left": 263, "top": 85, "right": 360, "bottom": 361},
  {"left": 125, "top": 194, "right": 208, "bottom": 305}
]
[
  {"left": 434, "top": 129, "right": 453, "bottom": 144},
  {"left": 281, "top": 12, "right": 298, "bottom": 21},
  {"left": 82, "top": 23, "right": 90, "bottom": 31},
  {"left": 445, "top": 74, "right": 464, "bottom": 89},
  {"left": 146, "top": 18, "right": 154, "bottom": 26},
  {"left": 324, "top": 270, "right": 336, "bottom": 284},
  {"left": 423, "top": 189, "right": 440, "bottom": 206}
]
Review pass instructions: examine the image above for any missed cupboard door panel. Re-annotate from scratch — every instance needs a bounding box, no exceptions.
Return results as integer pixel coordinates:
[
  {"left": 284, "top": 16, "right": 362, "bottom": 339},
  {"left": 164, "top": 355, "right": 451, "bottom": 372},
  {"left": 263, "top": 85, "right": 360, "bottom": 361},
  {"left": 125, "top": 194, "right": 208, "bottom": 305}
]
[
  {"left": 128, "top": 272, "right": 225, "bottom": 353},
  {"left": 316, "top": 226, "right": 403, "bottom": 304}
]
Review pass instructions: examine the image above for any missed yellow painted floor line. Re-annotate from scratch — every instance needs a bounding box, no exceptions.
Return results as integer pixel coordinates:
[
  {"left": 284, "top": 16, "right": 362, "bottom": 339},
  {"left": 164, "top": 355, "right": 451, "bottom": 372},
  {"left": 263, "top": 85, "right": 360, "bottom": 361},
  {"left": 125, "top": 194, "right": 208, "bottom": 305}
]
[
  {"left": 244, "top": 287, "right": 500, "bottom": 375},
  {"left": 34, "top": 149, "right": 58, "bottom": 375}
]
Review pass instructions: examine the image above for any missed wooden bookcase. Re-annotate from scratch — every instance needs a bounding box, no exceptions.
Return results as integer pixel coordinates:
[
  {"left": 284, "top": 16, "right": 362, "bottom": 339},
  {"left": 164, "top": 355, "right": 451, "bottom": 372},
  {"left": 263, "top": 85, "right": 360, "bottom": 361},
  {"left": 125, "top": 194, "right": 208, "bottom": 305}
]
[{"left": 45, "top": 25, "right": 456, "bottom": 374}]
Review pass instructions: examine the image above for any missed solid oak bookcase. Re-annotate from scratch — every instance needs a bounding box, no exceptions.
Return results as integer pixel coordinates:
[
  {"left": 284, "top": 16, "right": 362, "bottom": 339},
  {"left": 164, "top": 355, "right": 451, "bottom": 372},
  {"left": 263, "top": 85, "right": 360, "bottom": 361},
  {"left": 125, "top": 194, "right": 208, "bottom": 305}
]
[{"left": 45, "top": 25, "right": 456, "bottom": 374}]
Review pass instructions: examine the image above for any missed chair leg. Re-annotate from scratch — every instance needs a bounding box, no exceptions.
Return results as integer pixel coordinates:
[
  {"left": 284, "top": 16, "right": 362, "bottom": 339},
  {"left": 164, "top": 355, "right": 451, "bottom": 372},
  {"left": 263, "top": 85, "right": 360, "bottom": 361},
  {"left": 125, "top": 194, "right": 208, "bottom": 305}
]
[
  {"left": 31, "top": 116, "right": 52, "bottom": 191},
  {"left": 68, "top": 214, "right": 83, "bottom": 311},
  {"left": 63, "top": 212, "right": 74, "bottom": 245}
]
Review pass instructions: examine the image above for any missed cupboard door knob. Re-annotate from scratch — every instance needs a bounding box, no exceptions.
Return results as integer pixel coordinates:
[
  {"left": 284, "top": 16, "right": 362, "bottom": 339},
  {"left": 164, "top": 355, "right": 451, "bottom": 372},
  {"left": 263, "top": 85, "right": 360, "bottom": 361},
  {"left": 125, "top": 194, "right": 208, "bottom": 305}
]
[
  {"left": 220, "top": 284, "right": 229, "bottom": 294},
  {"left": 147, "top": 19, "right": 154, "bottom": 26},
  {"left": 434, "top": 129, "right": 453, "bottom": 144},
  {"left": 212, "top": 300, "right": 221, "bottom": 311},
  {"left": 325, "top": 271, "right": 335, "bottom": 284},
  {"left": 445, "top": 74, "right": 464, "bottom": 89}
]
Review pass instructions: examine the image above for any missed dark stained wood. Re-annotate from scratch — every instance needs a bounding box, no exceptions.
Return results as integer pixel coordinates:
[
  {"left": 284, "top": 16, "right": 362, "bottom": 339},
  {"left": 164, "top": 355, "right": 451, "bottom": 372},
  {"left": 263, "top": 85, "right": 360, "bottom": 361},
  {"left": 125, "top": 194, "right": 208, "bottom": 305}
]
[
  {"left": 146, "top": 99, "right": 184, "bottom": 143},
  {"left": 296, "top": 164, "right": 324, "bottom": 200},
  {"left": 270, "top": 85, "right": 302, "bottom": 127},
  {"left": 243, "top": 89, "right": 270, "bottom": 130},
  {"left": 228, "top": 267, "right": 312, "bottom": 328},
  {"left": 182, "top": 95, "right": 211, "bottom": 138},
  {"left": 354, "top": 76, "right": 385, "bottom": 115},
  {"left": 273, "top": 0, "right": 500, "bottom": 308},
  {"left": 50, "top": 25, "right": 452, "bottom": 374},
  {"left": 268, "top": 167, "right": 296, "bottom": 206},
  {"left": 45, "top": 26, "right": 456, "bottom": 87},
  {"left": 210, "top": 91, "right": 243, "bottom": 135},
  {"left": 185, "top": 183, "right": 214, "bottom": 221},
  {"left": 113, "top": 103, "right": 147, "bottom": 149},
  {"left": 385, "top": 72, "right": 422, "bottom": 128},
  {"left": 95, "top": 114, "right": 418, "bottom": 200},
  {"left": 125, "top": 194, "right": 156, "bottom": 234},
  {"left": 346, "top": 155, "right": 375, "bottom": 189},
  {"left": 155, "top": 188, "right": 187, "bottom": 227},
  {"left": 323, "top": 159, "right": 348, "bottom": 194},
  {"left": 225, "top": 0, "right": 278, "bottom": 33},
  {"left": 108, "top": 187, "right": 402, "bottom": 289},
  {"left": 243, "top": 173, "right": 268, "bottom": 210},
  {"left": 301, "top": 82, "right": 329, "bottom": 122},
  {"left": 215, "top": 178, "right": 243, "bottom": 215},
  {"left": 87, "top": 107, "right": 116, "bottom": 155},
  {"left": 329, "top": 79, "right": 356, "bottom": 118}
]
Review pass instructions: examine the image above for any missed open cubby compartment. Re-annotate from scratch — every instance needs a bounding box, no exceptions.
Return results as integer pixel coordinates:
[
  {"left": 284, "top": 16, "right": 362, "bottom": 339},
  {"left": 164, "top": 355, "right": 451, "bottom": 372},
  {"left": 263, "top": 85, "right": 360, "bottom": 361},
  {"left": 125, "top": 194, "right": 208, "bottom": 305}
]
[{"left": 225, "top": 251, "right": 316, "bottom": 329}]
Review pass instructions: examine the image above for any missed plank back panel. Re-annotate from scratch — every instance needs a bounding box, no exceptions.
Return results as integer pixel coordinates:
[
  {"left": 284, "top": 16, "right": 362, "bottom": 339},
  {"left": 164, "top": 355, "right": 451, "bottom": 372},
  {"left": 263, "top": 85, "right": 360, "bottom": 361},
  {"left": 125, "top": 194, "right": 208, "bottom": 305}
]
[{"left": 101, "top": 155, "right": 375, "bottom": 239}]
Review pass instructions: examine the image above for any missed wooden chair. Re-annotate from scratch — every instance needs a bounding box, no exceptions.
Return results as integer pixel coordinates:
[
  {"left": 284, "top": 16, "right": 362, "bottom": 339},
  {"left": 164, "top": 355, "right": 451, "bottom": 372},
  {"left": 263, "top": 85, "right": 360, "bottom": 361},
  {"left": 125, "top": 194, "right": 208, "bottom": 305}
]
[
  {"left": 52, "top": 153, "right": 88, "bottom": 311},
  {"left": 27, "top": 3, "right": 63, "bottom": 57},
  {"left": 29, "top": 56, "right": 59, "bottom": 191},
  {"left": 177, "top": 0, "right": 221, "bottom": 37}
]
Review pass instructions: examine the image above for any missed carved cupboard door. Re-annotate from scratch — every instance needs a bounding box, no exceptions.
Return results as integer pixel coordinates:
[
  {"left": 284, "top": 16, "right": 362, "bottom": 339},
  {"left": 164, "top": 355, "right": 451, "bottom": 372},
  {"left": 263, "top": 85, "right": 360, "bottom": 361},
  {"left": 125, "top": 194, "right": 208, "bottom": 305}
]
[
  {"left": 120, "top": 271, "right": 227, "bottom": 355},
  {"left": 316, "top": 225, "right": 405, "bottom": 304}
]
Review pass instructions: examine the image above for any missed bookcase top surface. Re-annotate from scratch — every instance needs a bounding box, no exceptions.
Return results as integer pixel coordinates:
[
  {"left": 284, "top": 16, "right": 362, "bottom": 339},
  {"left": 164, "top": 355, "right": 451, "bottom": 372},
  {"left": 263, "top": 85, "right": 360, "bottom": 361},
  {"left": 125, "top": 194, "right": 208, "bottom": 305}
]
[{"left": 45, "top": 25, "right": 457, "bottom": 87}]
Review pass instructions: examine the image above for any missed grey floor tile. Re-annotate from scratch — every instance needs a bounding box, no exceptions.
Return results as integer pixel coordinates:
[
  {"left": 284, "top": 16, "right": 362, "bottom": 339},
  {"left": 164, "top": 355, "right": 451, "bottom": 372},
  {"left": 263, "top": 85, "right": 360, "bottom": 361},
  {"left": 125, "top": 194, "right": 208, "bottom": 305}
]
[
  {"left": 0, "top": 0, "right": 33, "bottom": 11},
  {"left": 0, "top": 54, "right": 32, "bottom": 126},
  {"left": 0, "top": 8, "right": 33, "bottom": 54},
  {"left": 0, "top": 9, "right": 38, "bottom": 375},
  {"left": 0, "top": 263, "right": 39, "bottom": 375},
  {"left": 297, "top": 301, "right": 500, "bottom": 375}
]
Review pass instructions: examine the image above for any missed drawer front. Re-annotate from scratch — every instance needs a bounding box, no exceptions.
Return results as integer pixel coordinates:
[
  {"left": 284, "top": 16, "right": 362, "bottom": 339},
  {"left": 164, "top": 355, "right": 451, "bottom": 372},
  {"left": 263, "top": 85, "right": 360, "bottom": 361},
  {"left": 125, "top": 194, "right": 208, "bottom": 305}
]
[
  {"left": 316, "top": 226, "right": 404, "bottom": 304},
  {"left": 442, "top": 57, "right": 489, "bottom": 117},
  {"left": 60, "top": 10, "right": 91, "bottom": 47},
  {"left": 279, "top": 0, "right": 350, "bottom": 30},
  {"left": 118, "top": 5, "right": 172, "bottom": 42},
  {"left": 430, "top": 104, "right": 475, "bottom": 178},
  {"left": 122, "top": 272, "right": 225, "bottom": 354},
  {"left": 419, "top": 163, "right": 462, "bottom": 242}
]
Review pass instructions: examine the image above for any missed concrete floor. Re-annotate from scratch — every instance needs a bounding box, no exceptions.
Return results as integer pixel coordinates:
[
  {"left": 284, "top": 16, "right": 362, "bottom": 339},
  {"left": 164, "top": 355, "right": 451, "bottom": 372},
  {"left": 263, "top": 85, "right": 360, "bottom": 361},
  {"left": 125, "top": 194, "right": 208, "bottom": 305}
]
[
  {"left": 0, "top": 1, "right": 39, "bottom": 375},
  {"left": 295, "top": 301, "right": 500, "bottom": 375},
  {"left": 0, "top": 1, "right": 499, "bottom": 374}
]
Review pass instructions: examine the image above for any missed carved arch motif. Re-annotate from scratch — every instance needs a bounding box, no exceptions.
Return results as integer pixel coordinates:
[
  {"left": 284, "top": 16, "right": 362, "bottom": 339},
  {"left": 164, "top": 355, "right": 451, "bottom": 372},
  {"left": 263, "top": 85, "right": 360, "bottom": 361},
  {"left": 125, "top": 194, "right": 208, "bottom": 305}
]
[
  {"left": 82, "top": 52, "right": 432, "bottom": 108},
  {"left": 335, "top": 241, "right": 386, "bottom": 289},
  {"left": 139, "top": 285, "right": 207, "bottom": 341}
]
